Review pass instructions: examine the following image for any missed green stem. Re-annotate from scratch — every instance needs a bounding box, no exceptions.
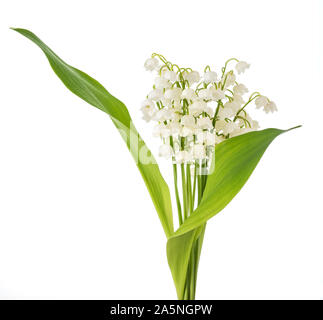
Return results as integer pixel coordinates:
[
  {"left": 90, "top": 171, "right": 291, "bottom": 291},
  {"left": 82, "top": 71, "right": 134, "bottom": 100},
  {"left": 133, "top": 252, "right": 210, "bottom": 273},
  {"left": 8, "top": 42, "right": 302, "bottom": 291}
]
[
  {"left": 190, "top": 242, "right": 197, "bottom": 299},
  {"left": 181, "top": 163, "right": 188, "bottom": 221},
  {"left": 182, "top": 158, "right": 209, "bottom": 300},
  {"left": 186, "top": 163, "right": 192, "bottom": 216},
  {"left": 173, "top": 163, "right": 183, "bottom": 225},
  {"left": 186, "top": 262, "right": 191, "bottom": 299},
  {"left": 192, "top": 163, "right": 197, "bottom": 210},
  {"left": 201, "top": 159, "right": 208, "bottom": 194},
  {"left": 234, "top": 94, "right": 260, "bottom": 120},
  {"left": 197, "top": 161, "right": 203, "bottom": 204}
]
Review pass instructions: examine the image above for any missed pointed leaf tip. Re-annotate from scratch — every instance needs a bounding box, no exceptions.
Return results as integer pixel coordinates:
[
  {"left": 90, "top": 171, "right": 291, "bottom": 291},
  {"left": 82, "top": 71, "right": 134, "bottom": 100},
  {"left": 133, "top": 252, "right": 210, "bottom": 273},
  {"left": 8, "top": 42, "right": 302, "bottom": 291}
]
[{"left": 286, "top": 125, "right": 302, "bottom": 132}]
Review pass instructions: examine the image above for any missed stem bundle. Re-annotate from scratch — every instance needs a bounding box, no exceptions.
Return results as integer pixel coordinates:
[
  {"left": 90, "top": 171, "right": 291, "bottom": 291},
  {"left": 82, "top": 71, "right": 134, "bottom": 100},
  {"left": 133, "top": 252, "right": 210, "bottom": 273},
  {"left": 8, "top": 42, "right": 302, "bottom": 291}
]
[{"left": 173, "top": 158, "right": 208, "bottom": 300}]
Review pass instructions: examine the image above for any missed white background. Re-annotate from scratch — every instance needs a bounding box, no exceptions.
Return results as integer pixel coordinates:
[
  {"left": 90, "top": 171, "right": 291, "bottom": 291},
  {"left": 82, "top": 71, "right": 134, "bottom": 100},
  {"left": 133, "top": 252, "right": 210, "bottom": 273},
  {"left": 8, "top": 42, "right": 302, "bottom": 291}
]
[{"left": 0, "top": 0, "right": 322, "bottom": 299}]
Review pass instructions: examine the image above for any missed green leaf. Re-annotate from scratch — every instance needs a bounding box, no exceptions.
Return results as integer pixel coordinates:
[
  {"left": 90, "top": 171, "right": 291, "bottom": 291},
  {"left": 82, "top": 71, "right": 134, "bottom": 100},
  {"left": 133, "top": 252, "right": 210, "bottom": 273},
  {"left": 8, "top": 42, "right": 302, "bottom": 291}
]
[
  {"left": 12, "top": 28, "right": 174, "bottom": 238},
  {"left": 167, "top": 126, "right": 300, "bottom": 298},
  {"left": 175, "top": 127, "right": 300, "bottom": 237},
  {"left": 166, "top": 225, "right": 206, "bottom": 299}
]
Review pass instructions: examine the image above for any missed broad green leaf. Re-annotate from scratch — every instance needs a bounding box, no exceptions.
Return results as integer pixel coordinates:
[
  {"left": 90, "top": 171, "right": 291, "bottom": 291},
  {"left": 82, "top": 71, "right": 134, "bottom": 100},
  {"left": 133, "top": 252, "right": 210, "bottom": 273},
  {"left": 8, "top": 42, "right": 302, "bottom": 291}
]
[
  {"left": 12, "top": 28, "right": 174, "bottom": 238},
  {"left": 173, "top": 127, "right": 300, "bottom": 237},
  {"left": 167, "top": 127, "right": 300, "bottom": 298}
]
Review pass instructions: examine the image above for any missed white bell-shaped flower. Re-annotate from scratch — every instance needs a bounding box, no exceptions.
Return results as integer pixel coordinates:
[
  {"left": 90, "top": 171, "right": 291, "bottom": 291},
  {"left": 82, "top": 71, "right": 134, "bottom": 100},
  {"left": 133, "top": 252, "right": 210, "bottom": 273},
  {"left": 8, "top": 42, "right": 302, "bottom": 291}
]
[
  {"left": 140, "top": 99, "right": 156, "bottom": 122},
  {"left": 159, "top": 144, "right": 173, "bottom": 159},
  {"left": 255, "top": 95, "right": 268, "bottom": 108},
  {"left": 223, "top": 121, "right": 239, "bottom": 135},
  {"left": 185, "top": 71, "right": 200, "bottom": 84},
  {"left": 160, "top": 97, "right": 171, "bottom": 108},
  {"left": 218, "top": 106, "right": 235, "bottom": 120},
  {"left": 204, "top": 71, "right": 218, "bottom": 83},
  {"left": 180, "top": 126, "right": 194, "bottom": 137},
  {"left": 198, "top": 89, "right": 211, "bottom": 100},
  {"left": 233, "top": 94, "right": 245, "bottom": 106},
  {"left": 154, "top": 77, "right": 171, "bottom": 89},
  {"left": 175, "top": 150, "right": 193, "bottom": 163},
  {"left": 264, "top": 101, "right": 278, "bottom": 113},
  {"left": 162, "top": 70, "right": 177, "bottom": 82},
  {"left": 164, "top": 87, "right": 182, "bottom": 100},
  {"left": 169, "top": 121, "right": 181, "bottom": 136},
  {"left": 144, "top": 57, "right": 159, "bottom": 71},
  {"left": 181, "top": 88, "right": 197, "bottom": 101},
  {"left": 181, "top": 114, "right": 196, "bottom": 127},
  {"left": 251, "top": 120, "right": 260, "bottom": 129},
  {"left": 153, "top": 123, "right": 171, "bottom": 138},
  {"left": 197, "top": 117, "right": 213, "bottom": 129},
  {"left": 235, "top": 61, "right": 250, "bottom": 74},
  {"left": 209, "top": 87, "right": 225, "bottom": 101},
  {"left": 189, "top": 101, "right": 206, "bottom": 116},
  {"left": 153, "top": 108, "right": 175, "bottom": 122},
  {"left": 148, "top": 88, "right": 163, "bottom": 101},
  {"left": 230, "top": 127, "right": 249, "bottom": 137},
  {"left": 238, "top": 113, "right": 260, "bottom": 131},
  {"left": 233, "top": 84, "right": 248, "bottom": 95},
  {"left": 204, "top": 106, "right": 214, "bottom": 117},
  {"left": 195, "top": 130, "right": 205, "bottom": 144},
  {"left": 214, "top": 119, "right": 226, "bottom": 132},
  {"left": 215, "top": 120, "right": 238, "bottom": 134},
  {"left": 223, "top": 72, "right": 236, "bottom": 88},
  {"left": 193, "top": 144, "right": 206, "bottom": 160},
  {"left": 224, "top": 100, "right": 240, "bottom": 113}
]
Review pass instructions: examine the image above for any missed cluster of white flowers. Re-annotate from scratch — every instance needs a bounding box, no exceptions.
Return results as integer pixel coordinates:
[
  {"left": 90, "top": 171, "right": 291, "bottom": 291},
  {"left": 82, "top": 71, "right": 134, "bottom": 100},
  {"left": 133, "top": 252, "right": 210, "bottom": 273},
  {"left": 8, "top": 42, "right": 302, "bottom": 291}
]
[{"left": 141, "top": 54, "right": 277, "bottom": 164}]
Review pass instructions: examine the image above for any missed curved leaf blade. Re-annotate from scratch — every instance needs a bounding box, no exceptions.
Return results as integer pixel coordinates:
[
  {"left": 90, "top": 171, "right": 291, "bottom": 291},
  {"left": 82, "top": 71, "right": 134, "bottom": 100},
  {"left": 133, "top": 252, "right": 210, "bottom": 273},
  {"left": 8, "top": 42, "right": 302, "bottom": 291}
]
[
  {"left": 173, "top": 127, "right": 300, "bottom": 237},
  {"left": 167, "top": 127, "right": 300, "bottom": 298},
  {"left": 12, "top": 28, "right": 174, "bottom": 237}
]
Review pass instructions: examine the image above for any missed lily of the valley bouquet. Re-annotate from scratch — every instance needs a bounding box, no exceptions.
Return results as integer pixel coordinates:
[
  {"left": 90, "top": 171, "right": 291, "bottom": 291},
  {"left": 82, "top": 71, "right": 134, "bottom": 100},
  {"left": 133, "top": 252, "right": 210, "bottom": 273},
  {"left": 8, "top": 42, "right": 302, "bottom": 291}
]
[{"left": 13, "top": 28, "right": 300, "bottom": 300}]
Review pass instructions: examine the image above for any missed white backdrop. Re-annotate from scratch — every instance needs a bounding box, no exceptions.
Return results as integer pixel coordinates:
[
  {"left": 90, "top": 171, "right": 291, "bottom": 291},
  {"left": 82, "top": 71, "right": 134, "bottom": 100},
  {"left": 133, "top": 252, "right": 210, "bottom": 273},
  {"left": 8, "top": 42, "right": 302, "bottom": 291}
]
[{"left": 0, "top": 0, "right": 322, "bottom": 299}]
